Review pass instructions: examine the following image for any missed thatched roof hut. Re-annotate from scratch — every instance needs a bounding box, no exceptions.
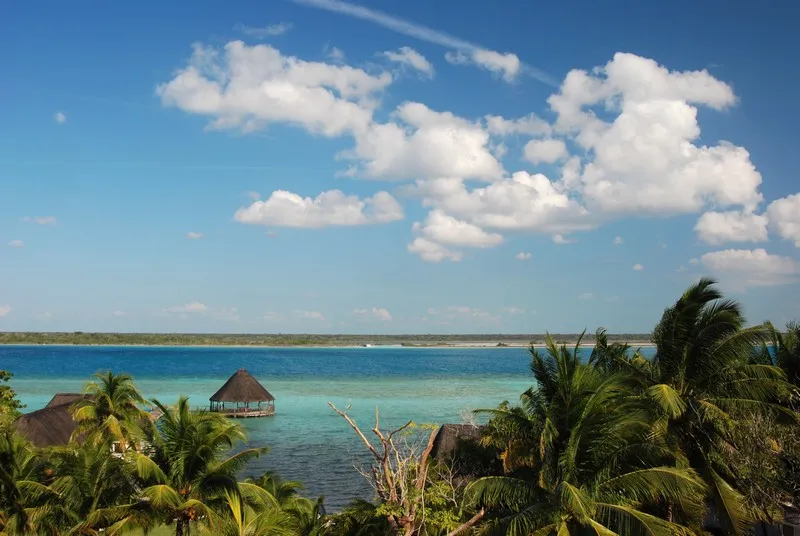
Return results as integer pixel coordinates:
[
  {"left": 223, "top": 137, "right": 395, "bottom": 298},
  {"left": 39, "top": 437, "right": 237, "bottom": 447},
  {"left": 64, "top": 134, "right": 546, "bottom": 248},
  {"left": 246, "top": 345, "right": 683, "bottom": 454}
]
[
  {"left": 14, "top": 393, "right": 89, "bottom": 447},
  {"left": 209, "top": 369, "right": 275, "bottom": 417}
]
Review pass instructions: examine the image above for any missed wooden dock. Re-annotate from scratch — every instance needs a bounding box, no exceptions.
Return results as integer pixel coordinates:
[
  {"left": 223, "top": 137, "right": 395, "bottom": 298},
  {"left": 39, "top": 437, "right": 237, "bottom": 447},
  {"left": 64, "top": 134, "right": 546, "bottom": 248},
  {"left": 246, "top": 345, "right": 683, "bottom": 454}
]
[{"left": 217, "top": 407, "right": 275, "bottom": 418}]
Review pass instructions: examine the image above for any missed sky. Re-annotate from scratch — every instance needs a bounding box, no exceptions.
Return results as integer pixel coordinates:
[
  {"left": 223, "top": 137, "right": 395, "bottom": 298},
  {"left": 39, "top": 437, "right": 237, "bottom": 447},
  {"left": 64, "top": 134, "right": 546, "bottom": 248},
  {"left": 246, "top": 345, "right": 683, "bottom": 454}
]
[{"left": 1, "top": 0, "right": 799, "bottom": 334}]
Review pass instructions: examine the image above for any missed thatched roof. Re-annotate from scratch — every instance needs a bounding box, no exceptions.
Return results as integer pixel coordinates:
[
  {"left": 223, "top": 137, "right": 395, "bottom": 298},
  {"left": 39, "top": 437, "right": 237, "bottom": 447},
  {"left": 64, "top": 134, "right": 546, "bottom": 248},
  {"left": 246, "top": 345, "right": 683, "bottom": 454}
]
[
  {"left": 210, "top": 369, "right": 274, "bottom": 402},
  {"left": 46, "top": 393, "right": 91, "bottom": 408},
  {"left": 15, "top": 394, "right": 86, "bottom": 447},
  {"left": 430, "top": 424, "right": 485, "bottom": 459}
]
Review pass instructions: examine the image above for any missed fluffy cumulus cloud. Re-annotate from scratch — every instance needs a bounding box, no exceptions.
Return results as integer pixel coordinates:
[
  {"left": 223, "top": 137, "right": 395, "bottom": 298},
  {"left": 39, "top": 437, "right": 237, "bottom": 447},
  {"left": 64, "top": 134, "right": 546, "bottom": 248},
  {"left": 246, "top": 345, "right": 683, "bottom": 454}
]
[
  {"left": 354, "top": 307, "right": 393, "bottom": 321},
  {"left": 515, "top": 252, "right": 532, "bottom": 260},
  {"left": 633, "top": 263, "right": 644, "bottom": 271},
  {"left": 348, "top": 102, "right": 505, "bottom": 180},
  {"left": 412, "top": 210, "right": 503, "bottom": 249},
  {"left": 161, "top": 42, "right": 797, "bottom": 267},
  {"left": 695, "top": 211, "right": 768, "bottom": 245},
  {"left": 186, "top": 231, "right": 204, "bottom": 239},
  {"left": 383, "top": 46, "right": 433, "bottom": 77},
  {"left": 549, "top": 53, "right": 762, "bottom": 215},
  {"left": 54, "top": 112, "right": 66, "bottom": 124},
  {"left": 158, "top": 41, "right": 391, "bottom": 137},
  {"left": 767, "top": 193, "right": 800, "bottom": 247},
  {"left": 524, "top": 139, "right": 568, "bottom": 165},
  {"left": 0, "top": 305, "right": 11, "bottom": 317},
  {"left": 407, "top": 238, "right": 463, "bottom": 263},
  {"left": 234, "top": 189, "right": 403, "bottom": 228},
  {"left": 700, "top": 249, "right": 799, "bottom": 289}
]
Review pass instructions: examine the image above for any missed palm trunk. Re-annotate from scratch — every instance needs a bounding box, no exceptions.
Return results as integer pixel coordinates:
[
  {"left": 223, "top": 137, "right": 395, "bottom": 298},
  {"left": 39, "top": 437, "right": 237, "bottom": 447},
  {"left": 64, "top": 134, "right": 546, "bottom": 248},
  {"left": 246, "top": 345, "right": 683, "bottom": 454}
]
[{"left": 175, "top": 520, "right": 185, "bottom": 536}]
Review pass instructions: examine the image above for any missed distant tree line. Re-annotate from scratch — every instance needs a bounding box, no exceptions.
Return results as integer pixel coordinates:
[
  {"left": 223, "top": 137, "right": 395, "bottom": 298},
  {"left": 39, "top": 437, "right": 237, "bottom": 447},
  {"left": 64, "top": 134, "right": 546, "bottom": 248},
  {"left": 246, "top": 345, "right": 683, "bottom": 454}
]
[{"left": 0, "top": 331, "right": 652, "bottom": 347}]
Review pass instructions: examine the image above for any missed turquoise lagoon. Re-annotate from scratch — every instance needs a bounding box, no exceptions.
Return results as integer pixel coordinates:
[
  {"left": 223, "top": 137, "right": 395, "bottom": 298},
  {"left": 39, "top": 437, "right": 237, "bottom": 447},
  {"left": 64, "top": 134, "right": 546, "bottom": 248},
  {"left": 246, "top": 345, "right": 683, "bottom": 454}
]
[{"left": 1, "top": 345, "right": 653, "bottom": 509}]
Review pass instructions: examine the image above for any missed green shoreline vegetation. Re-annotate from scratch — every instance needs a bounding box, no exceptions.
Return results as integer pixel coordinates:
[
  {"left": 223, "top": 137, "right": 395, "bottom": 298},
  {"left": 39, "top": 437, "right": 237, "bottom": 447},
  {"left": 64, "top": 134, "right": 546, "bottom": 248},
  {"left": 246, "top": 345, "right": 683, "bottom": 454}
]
[
  {"left": 2, "top": 278, "right": 800, "bottom": 535},
  {"left": 0, "top": 331, "right": 652, "bottom": 347}
]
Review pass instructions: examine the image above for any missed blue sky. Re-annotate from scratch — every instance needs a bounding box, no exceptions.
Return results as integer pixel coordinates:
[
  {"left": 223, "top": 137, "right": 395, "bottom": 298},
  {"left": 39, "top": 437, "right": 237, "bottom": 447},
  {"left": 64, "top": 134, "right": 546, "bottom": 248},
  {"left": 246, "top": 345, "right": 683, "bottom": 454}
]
[{"left": 1, "top": 0, "right": 799, "bottom": 334}]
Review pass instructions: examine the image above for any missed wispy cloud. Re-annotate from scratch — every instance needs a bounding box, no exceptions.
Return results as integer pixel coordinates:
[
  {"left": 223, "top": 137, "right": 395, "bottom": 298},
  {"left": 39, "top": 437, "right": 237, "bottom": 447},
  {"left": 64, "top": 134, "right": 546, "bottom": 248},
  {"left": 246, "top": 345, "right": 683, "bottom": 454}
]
[
  {"left": 54, "top": 111, "right": 67, "bottom": 124},
  {"left": 234, "top": 22, "right": 293, "bottom": 38},
  {"left": 292, "top": 0, "right": 555, "bottom": 85},
  {"left": 9, "top": 240, "right": 24, "bottom": 248},
  {"left": 354, "top": 307, "right": 393, "bottom": 321},
  {"left": 186, "top": 232, "right": 203, "bottom": 240},
  {"left": 24, "top": 216, "right": 57, "bottom": 225},
  {"left": 0, "top": 305, "right": 11, "bottom": 317},
  {"left": 516, "top": 252, "right": 532, "bottom": 260}
]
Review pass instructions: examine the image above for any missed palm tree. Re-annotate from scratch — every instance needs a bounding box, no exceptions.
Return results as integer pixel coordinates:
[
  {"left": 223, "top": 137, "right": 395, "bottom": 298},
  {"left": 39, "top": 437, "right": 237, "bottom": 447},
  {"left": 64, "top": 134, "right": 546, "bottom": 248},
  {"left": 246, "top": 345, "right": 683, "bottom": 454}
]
[
  {"left": 199, "top": 489, "right": 297, "bottom": 536},
  {"left": 247, "top": 473, "right": 304, "bottom": 508},
  {"left": 753, "top": 321, "right": 800, "bottom": 388},
  {"left": 469, "top": 336, "right": 707, "bottom": 535},
  {"left": 0, "top": 432, "right": 50, "bottom": 535},
  {"left": 110, "top": 396, "right": 269, "bottom": 536},
  {"left": 72, "top": 371, "right": 149, "bottom": 451},
  {"left": 42, "top": 439, "right": 138, "bottom": 534},
  {"left": 321, "top": 499, "right": 392, "bottom": 536},
  {"left": 625, "top": 278, "right": 793, "bottom": 534}
]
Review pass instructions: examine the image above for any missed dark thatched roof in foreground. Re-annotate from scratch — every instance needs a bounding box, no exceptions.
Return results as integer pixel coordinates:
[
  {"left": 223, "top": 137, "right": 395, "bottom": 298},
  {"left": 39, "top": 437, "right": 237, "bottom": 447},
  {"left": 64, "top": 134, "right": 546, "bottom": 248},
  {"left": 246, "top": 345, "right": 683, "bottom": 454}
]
[
  {"left": 15, "top": 393, "right": 88, "bottom": 447},
  {"left": 430, "top": 424, "right": 485, "bottom": 460},
  {"left": 210, "top": 369, "right": 275, "bottom": 402}
]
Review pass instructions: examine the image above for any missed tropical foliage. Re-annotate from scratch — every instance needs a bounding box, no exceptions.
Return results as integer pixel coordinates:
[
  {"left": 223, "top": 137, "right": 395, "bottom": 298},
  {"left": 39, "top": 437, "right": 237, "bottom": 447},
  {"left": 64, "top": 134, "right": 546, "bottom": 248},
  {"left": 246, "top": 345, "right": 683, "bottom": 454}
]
[{"left": 1, "top": 278, "right": 799, "bottom": 535}]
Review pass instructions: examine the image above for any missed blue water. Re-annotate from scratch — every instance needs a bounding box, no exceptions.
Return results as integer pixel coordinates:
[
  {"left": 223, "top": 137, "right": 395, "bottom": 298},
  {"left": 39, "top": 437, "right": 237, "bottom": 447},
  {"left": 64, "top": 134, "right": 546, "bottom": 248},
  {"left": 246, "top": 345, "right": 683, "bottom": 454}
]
[{"left": 0, "top": 345, "right": 654, "bottom": 509}]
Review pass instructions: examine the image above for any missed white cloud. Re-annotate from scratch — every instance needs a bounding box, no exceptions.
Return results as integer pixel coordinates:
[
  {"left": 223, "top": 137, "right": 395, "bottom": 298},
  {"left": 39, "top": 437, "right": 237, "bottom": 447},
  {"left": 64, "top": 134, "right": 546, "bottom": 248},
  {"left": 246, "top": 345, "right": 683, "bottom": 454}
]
[
  {"left": 186, "top": 232, "right": 204, "bottom": 239},
  {"left": 504, "top": 306, "right": 524, "bottom": 314},
  {"left": 688, "top": 257, "right": 699, "bottom": 265},
  {"left": 410, "top": 173, "right": 593, "bottom": 234},
  {"left": 613, "top": 236, "right": 623, "bottom": 245},
  {"left": 694, "top": 210, "right": 768, "bottom": 245},
  {"left": 444, "top": 50, "right": 522, "bottom": 83},
  {"left": 549, "top": 53, "right": 761, "bottom": 216},
  {"left": 293, "top": 0, "right": 550, "bottom": 84},
  {"left": 578, "top": 292, "right": 594, "bottom": 300},
  {"left": 158, "top": 41, "right": 391, "bottom": 137},
  {"left": 383, "top": 46, "right": 433, "bottom": 77},
  {"left": 295, "top": 310, "right": 326, "bottom": 321},
  {"left": 354, "top": 307, "right": 393, "bottom": 321},
  {"left": 412, "top": 210, "right": 503, "bottom": 248},
  {"left": 0, "top": 305, "right": 10, "bottom": 317},
  {"left": 633, "top": 263, "right": 644, "bottom": 271},
  {"left": 24, "top": 216, "right": 57, "bottom": 225},
  {"left": 112, "top": 310, "right": 126, "bottom": 317},
  {"left": 263, "top": 312, "right": 282, "bottom": 322},
  {"left": 235, "top": 189, "right": 403, "bottom": 228},
  {"left": 523, "top": 139, "right": 568, "bottom": 165},
  {"left": 516, "top": 251, "right": 532, "bottom": 260},
  {"left": 54, "top": 112, "right": 66, "bottom": 124},
  {"left": 9, "top": 240, "right": 24, "bottom": 248},
  {"left": 700, "top": 248, "right": 799, "bottom": 289},
  {"left": 552, "top": 234, "right": 574, "bottom": 245},
  {"left": 349, "top": 102, "right": 505, "bottom": 180},
  {"left": 767, "top": 193, "right": 800, "bottom": 247},
  {"left": 485, "top": 113, "right": 551, "bottom": 137},
  {"left": 407, "top": 237, "right": 462, "bottom": 263},
  {"left": 165, "top": 302, "right": 208, "bottom": 314},
  {"left": 234, "top": 22, "right": 293, "bottom": 38}
]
